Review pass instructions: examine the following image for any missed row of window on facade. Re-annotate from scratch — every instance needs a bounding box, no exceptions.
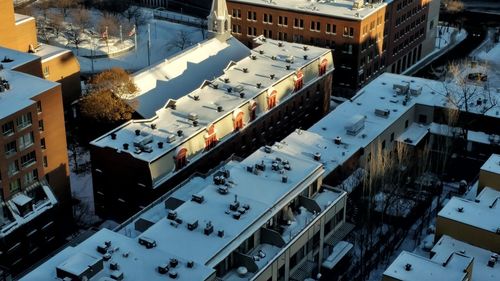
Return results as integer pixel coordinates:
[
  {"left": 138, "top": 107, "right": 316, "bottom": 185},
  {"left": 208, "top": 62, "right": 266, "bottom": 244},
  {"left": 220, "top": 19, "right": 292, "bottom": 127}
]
[
  {"left": 394, "top": 14, "right": 427, "bottom": 41},
  {"left": 1, "top": 102, "right": 43, "bottom": 136},
  {"left": 395, "top": 1, "right": 426, "bottom": 25},
  {"left": 392, "top": 28, "right": 425, "bottom": 56}
]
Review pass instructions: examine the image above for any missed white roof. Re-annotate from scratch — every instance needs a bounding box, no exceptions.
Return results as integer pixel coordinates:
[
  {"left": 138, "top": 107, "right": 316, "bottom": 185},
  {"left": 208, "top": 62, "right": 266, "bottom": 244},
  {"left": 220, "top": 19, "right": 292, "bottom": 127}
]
[
  {"left": 431, "top": 235, "right": 500, "bottom": 281},
  {"left": 383, "top": 250, "right": 471, "bottom": 281},
  {"left": 0, "top": 69, "right": 59, "bottom": 119},
  {"left": 129, "top": 36, "right": 250, "bottom": 118},
  {"left": 0, "top": 46, "right": 39, "bottom": 70},
  {"left": 229, "top": 0, "right": 387, "bottom": 21},
  {"left": 438, "top": 187, "right": 500, "bottom": 234},
  {"left": 481, "top": 154, "right": 500, "bottom": 175},
  {"left": 20, "top": 228, "right": 215, "bottom": 281},
  {"left": 92, "top": 37, "right": 332, "bottom": 163},
  {"left": 36, "top": 43, "right": 72, "bottom": 63},
  {"left": 56, "top": 252, "right": 101, "bottom": 276},
  {"left": 14, "top": 13, "right": 34, "bottom": 25},
  {"left": 11, "top": 193, "right": 32, "bottom": 206}
]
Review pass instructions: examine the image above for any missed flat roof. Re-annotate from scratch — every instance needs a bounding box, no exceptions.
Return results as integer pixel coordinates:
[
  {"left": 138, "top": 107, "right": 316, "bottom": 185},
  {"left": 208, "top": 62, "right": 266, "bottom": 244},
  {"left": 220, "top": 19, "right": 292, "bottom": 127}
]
[
  {"left": 20, "top": 228, "right": 215, "bottom": 281},
  {"left": 0, "top": 69, "right": 59, "bottom": 119},
  {"left": 14, "top": 13, "right": 34, "bottom": 25},
  {"left": 431, "top": 235, "right": 500, "bottom": 281},
  {"left": 481, "top": 154, "right": 500, "bottom": 175},
  {"left": 438, "top": 187, "right": 500, "bottom": 234},
  {"left": 36, "top": 43, "right": 72, "bottom": 62},
  {"left": 383, "top": 251, "right": 471, "bottom": 281},
  {"left": 128, "top": 35, "right": 250, "bottom": 118},
  {"left": 128, "top": 145, "right": 325, "bottom": 266},
  {"left": 229, "top": 0, "right": 387, "bottom": 21},
  {"left": 0, "top": 46, "right": 39, "bottom": 70},
  {"left": 91, "top": 36, "right": 332, "bottom": 163}
]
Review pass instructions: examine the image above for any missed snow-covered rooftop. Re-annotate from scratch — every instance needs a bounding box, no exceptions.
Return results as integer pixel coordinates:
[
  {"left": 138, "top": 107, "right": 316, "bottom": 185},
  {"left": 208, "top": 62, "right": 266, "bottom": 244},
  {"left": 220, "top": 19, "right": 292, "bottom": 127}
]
[
  {"left": 0, "top": 69, "right": 59, "bottom": 119},
  {"left": 20, "top": 228, "right": 215, "bottom": 281},
  {"left": 35, "top": 43, "right": 72, "bottom": 62},
  {"left": 438, "top": 187, "right": 500, "bottom": 234},
  {"left": 431, "top": 235, "right": 500, "bottom": 281},
  {"left": 0, "top": 46, "right": 39, "bottom": 70},
  {"left": 230, "top": 0, "right": 387, "bottom": 21},
  {"left": 130, "top": 145, "right": 326, "bottom": 267},
  {"left": 128, "top": 35, "right": 250, "bottom": 118},
  {"left": 92, "top": 36, "right": 332, "bottom": 163},
  {"left": 383, "top": 250, "right": 471, "bottom": 281},
  {"left": 481, "top": 153, "right": 500, "bottom": 175},
  {"left": 14, "top": 13, "right": 34, "bottom": 25}
]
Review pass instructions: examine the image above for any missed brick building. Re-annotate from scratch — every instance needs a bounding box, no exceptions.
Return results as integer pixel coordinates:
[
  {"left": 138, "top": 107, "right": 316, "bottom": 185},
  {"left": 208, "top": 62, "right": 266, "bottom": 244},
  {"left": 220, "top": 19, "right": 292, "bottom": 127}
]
[
  {"left": 0, "top": 0, "right": 81, "bottom": 107},
  {"left": 226, "top": 0, "right": 439, "bottom": 96}
]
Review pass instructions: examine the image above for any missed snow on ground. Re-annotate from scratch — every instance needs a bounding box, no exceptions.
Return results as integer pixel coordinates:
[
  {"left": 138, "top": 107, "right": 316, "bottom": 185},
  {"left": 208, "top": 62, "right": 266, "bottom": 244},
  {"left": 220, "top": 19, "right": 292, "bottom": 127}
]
[
  {"left": 473, "top": 29, "right": 500, "bottom": 88},
  {"left": 68, "top": 148, "right": 99, "bottom": 226},
  {"left": 77, "top": 10, "right": 205, "bottom": 74}
]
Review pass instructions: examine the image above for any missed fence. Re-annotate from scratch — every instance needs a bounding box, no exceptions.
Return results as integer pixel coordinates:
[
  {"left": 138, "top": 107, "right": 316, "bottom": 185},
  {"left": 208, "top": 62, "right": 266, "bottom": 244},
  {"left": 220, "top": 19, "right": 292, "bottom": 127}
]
[{"left": 153, "top": 10, "right": 207, "bottom": 28}]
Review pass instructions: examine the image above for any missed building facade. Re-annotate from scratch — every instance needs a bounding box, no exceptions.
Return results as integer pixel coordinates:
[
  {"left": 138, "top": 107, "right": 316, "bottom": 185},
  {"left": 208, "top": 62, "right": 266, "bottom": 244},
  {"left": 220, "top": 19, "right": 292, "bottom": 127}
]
[
  {"left": 0, "top": 69, "right": 70, "bottom": 274},
  {"left": 0, "top": 0, "right": 81, "bottom": 107}
]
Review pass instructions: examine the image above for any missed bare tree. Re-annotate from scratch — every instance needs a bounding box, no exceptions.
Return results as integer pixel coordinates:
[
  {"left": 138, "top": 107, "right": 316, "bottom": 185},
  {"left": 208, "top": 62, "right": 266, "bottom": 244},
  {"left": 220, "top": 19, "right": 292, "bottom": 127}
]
[
  {"left": 168, "top": 30, "right": 192, "bottom": 51},
  {"left": 35, "top": 0, "right": 52, "bottom": 21},
  {"left": 439, "top": 60, "right": 498, "bottom": 146},
  {"left": 122, "top": 6, "right": 142, "bottom": 23},
  {"left": 71, "top": 7, "right": 92, "bottom": 30},
  {"left": 15, "top": 5, "right": 33, "bottom": 16},
  {"left": 48, "top": 12, "right": 65, "bottom": 38},
  {"left": 66, "top": 26, "right": 86, "bottom": 55},
  {"left": 197, "top": 18, "right": 208, "bottom": 39},
  {"left": 52, "top": 0, "right": 79, "bottom": 18},
  {"left": 99, "top": 13, "right": 120, "bottom": 38}
]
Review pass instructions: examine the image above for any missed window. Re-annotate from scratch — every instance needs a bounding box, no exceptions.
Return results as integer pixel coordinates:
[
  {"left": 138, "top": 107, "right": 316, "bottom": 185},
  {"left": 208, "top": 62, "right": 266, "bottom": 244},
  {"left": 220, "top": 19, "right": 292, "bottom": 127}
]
[
  {"left": 24, "top": 169, "right": 38, "bottom": 185},
  {"left": 278, "top": 31, "right": 287, "bottom": 41},
  {"left": 4, "top": 140, "right": 16, "bottom": 156},
  {"left": 247, "top": 27, "right": 257, "bottom": 37},
  {"left": 278, "top": 16, "right": 287, "bottom": 26},
  {"left": 232, "top": 24, "right": 241, "bottom": 34},
  {"left": 293, "top": 18, "right": 304, "bottom": 29},
  {"left": 263, "top": 13, "right": 272, "bottom": 24},
  {"left": 292, "top": 34, "right": 303, "bottom": 43},
  {"left": 36, "top": 101, "right": 42, "bottom": 113},
  {"left": 419, "top": 114, "right": 427, "bottom": 124},
  {"left": 43, "top": 66, "right": 49, "bottom": 78},
  {"left": 381, "top": 140, "right": 386, "bottom": 150},
  {"left": 332, "top": 24, "right": 336, "bottom": 34},
  {"left": 16, "top": 113, "right": 32, "bottom": 129},
  {"left": 38, "top": 120, "right": 44, "bottom": 131},
  {"left": 19, "top": 132, "right": 34, "bottom": 150},
  {"left": 249, "top": 101, "right": 257, "bottom": 121},
  {"left": 40, "top": 138, "right": 46, "bottom": 149},
  {"left": 247, "top": 11, "right": 256, "bottom": 21},
  {"left": 204, "top": 125, "right": 218, "bottom": 151},
  {"left": 294, "top": 71, "right": 304, "bottom": 91},
  {"left": 175, "top": 148, "right": 187, "bottom": 171},
  {"left": 343, "top": 26, "right": 349, "bottom": 36},
  {"left": 8, "top": 160, "right": 19, "bottom": 176},
  {"left": 20, "top": 151, "right": 36, "bottom": 167},
  {"left": 43, "top": 156, "right": 48, "bottom": 167},
  {"left": 232, "top": 9, "right": 241, "bottom": 19},
  {"left": 310, "top": 21, "right": 320, "bottom": 31},
  {"left": 390, "top": 133, "right": 395, "bottom": 142},
  {"left": 233, "top": 111, "right": 244, "bottom": 131},
  {"left": 263, "top": 29, "right": 273, "bottom": 38},
  {"left": 10, "top": 179, "right": 21, "bottom": 193},
  {"left": 2, "top": 121, "right": 14, "bottom": 136}
]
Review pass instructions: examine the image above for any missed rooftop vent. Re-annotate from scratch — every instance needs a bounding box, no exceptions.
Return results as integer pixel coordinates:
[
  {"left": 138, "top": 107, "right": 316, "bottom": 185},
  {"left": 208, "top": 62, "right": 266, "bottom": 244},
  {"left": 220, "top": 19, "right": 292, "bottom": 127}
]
[
  {"left": 271, "top": 55, "right": 277, "bottom": 60},
  {"left": 151, "top": 124, "right": 157, "bottom": 130},
  {"left": 167, "top": 135, "right": 176, "bottom": 143},
  {"left": 303, "top": 55, "right": 308, "bottom": 60},
  {"left": 224, "top": 77, "right": 230, "bottom": 83},
  {"left": 188, "top": 113, "right": 198, "bottom": 121},
  {"left": 204, "top": 221, "right": 214, "bottom": 235},
  {"left": 233, "top": 212, "right": 241, "bottom": 220},
  {"left": 218, "top": 185, "right": 229, "bottom": 194},
  {"left": 314, "top": 152, "right": 321, "bottom": 161},
  {"left": 187, "top": 261, "right": 194, "bottom": 268},
  {"left": 167, "top": 210, "right": 177, "bottom": 220},
  {"left": 393, "top": 83, "right": 409, "bottom": 95},
  {"left": 193, "top": 120, "right": 198, "bottom": 127},
  {"left": 457, "top": 207, "right": 464, "bottom": 213},
  {"left": 259, "top": 50, "right": 264, "bottom": 55},
  {"left": 282, "top": 175, "right": 288, "bottom": 183},
  {"left": 110, "top": 262, "right": 119, "bottom": 271},
  {"left": 256, "top": 82, "right": 262, "bottom": 88},
  {"left": 135, "top": 129, "right": 140, "bottom": 136},
  {"left": 264, "top": 146, "right": 272, "bottom": 153},
  {"left": 303, "top": 46, "right": 309, "bottom": 51},
  {"left": 110, "top": 271, "right": 123, "bottom": 280},
  {"left": 230, "top": 195, "right": 240, "bottom": 211},
  {"left": 375, "top": 108, "right": 390, "bottom": 118},
  {"left": 158, "top": 264, "right": 169, "bottom": 274},
  {"left": 169, "top": 258, "right": 178, "bottom": 268},
  {"left": 278, "top": 42, "right": 283, "bottom": 47},
  {"left": 138, "top": 237, "right": 157, "bottom": 249},
  {"left": 177, "top": 130, "right": 183, "bottom": 137},
  {"left": 111, "top": 133, "right": 117, "bottom": 140},
  {"left": 255, "top": 161, "right": 266, "bottom": 171},
  {"left": 123, "top": 143, "right": 129, "bottom": 150},
  {"left": 218, "top": 230, "right": 225, "bottom": 237},
  {"left": 158, "top": 142, "right": 164, "bottom": 149},
  {"left": 187, "top": 220, "right": 198, "bottom": 231},
  {"left": 243, "top": 67, "right": 248, "bottom": 73},
  {"left": 250, "top": 55, "right": 257, "bottom": 60},
  {"left": 334, "top": 136, "right": 342, "bottom": 145},
  {"left": 217, "top": 105, "right": 223, "bottom": 112},
  {"left": 1, "top": 56, "right": 13, "bottom": 63},
  {"left": 168, "top": 271, "right": 178, "bottom": 279},
  {"left": 270, "top": 74, "right": 275, "bottom": 79},
  {"left": 191, "top": 194, "right": 204, "bottom": 204},
  {"left": 193, "top": 95, "right": 199, "bottom": 101},
  {"left": 240, "top": 92, "right": 245, "bottom": 98},
  {"left": 410, "top": 86, "right": 422, "bottom": 96},
  {"left": 352, "top": 0, "right": 364, "bottom": 10},
  {"left": 286, "top": 65, "right": 291, "bottom": 70},
  {"left": 404, "top": 263, "right": 412, "bottom": 271}
]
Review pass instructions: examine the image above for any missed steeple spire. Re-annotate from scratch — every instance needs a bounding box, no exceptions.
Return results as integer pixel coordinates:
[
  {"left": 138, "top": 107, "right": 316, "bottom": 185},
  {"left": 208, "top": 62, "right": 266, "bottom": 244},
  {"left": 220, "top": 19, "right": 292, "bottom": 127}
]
[{"left": 207, "top": 0, "right": 231, "bottom": 35}]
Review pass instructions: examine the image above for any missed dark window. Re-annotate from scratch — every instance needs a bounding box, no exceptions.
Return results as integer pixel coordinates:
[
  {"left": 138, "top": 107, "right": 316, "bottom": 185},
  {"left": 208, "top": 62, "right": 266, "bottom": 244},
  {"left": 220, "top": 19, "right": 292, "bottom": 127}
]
[
  {"left": 2, "top": 121, "right": 14, "bottom": 136},
  {"left": 418, "top": 114, "right": 427, "bottom": 124}
]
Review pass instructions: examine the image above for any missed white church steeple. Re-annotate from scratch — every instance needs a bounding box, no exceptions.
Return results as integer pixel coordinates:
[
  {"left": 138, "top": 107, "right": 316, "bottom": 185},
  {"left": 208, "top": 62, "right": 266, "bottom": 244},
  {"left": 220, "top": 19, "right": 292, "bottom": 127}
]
[{"left": 207, "top": 0, "right": 231, "bottom": 35}]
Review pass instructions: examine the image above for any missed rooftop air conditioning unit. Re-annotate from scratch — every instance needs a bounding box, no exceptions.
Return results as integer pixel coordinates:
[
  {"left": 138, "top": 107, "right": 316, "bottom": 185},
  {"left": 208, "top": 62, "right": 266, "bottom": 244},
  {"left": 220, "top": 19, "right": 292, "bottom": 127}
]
[
  {"left": 138, "top": 237, "right": 157, "bottom": 249},
  {"left": 133, "top": 133, "right": 153, "bottom": 147},
  {"left": 142, "top": 144, "right": 153, "bottom": 153},
  {"left": 158, "top": 264, "right": 169, "bottom": 274},
  {"left": 393, "top": 83, "right": 409, "bottom": 95},
  {"left": 191, "top": 194, "right": 204, "bottom": 203},
  {"left": 167, "top": 135, "right": 176, "bottom": 143},
  {"left": 187, "top": 220, "right": 198, "bottom": 231},
  {"left": 345, "top": 115, "right": 365, "bottom": 136},
  {"left": 169, "top": 258, "right": 179, "bottom": 268},
  {"left": 204, "top": 222, "right": 214, "bottom": 235},
  {"left": 410, "top": 86, "right": 422, "bottom": 96},
  {"left": 375, "top": 108, "right": 390, "bottom": 118},
  {"left": 167, "top": 210, "right": 177, "bottom": 220},
  {"left": 188, "top": 113, "right": 198, "bottom": 121}
]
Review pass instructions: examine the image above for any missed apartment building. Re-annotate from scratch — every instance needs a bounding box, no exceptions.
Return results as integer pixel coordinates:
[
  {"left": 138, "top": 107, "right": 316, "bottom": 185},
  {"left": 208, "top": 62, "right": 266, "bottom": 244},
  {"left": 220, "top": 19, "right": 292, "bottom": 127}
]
[
  {"left": 382, "top": 250, "right": 473, "bottom": 281},
  {"left": 227, "top": 0, "right": 389, "bottom": 96},
  {"left": 478, "top": 154, "right": 500, "bottom": 193},
  {"left": 91, "top": 34, "right": 334, "bottom": 221},
  {"left": 436, "top": 186, "right": 500, "bottom": 253},
  {"left": 0, "top": 0, "right": 81, "bottom": 106},
  {"left": 22, "top": 133, "right": 348, "bottom": 281},
  {"left": 0, "top": 68, "right": 70, "bottom": 273}
]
